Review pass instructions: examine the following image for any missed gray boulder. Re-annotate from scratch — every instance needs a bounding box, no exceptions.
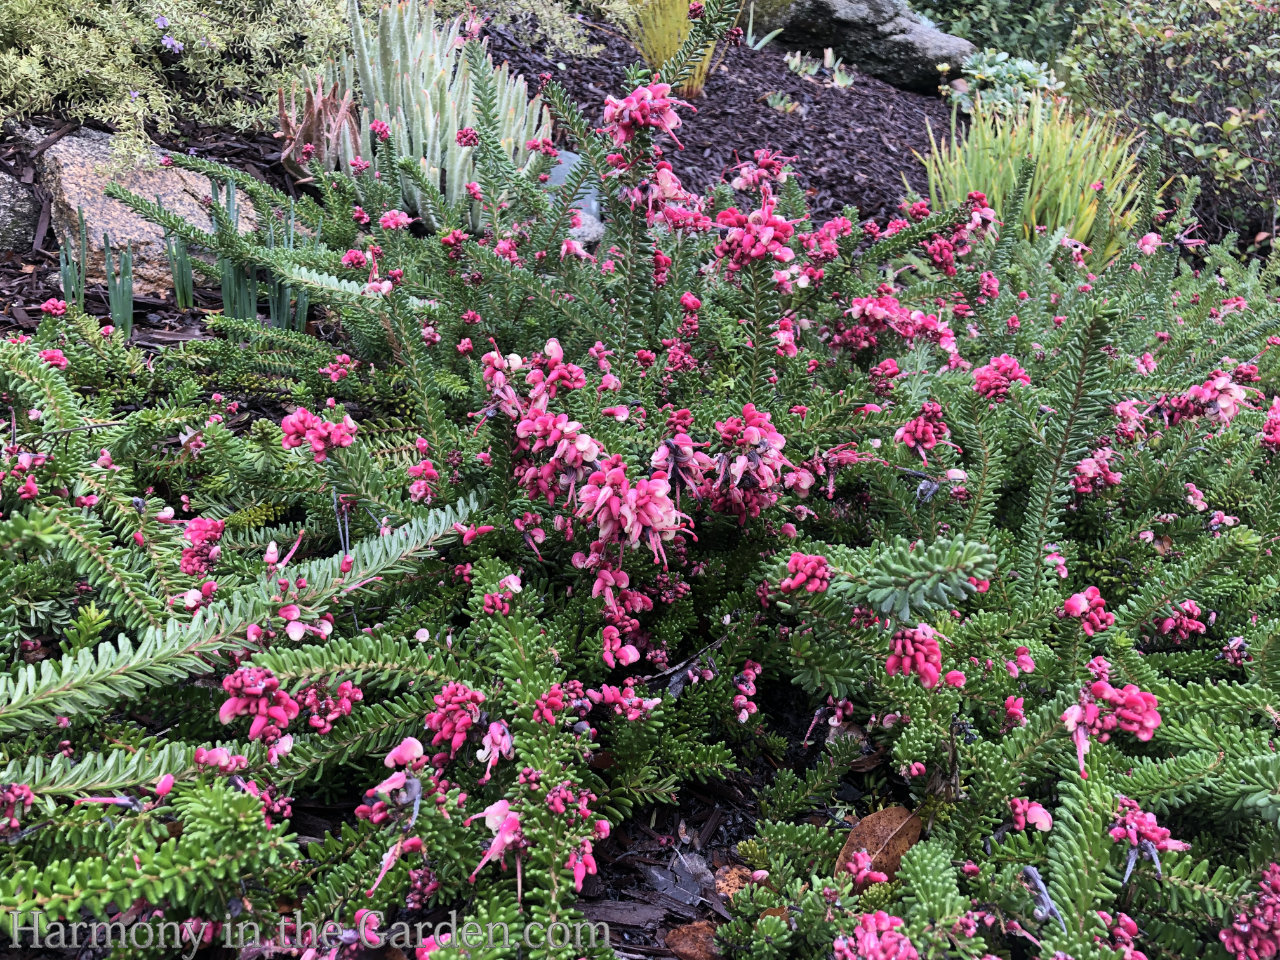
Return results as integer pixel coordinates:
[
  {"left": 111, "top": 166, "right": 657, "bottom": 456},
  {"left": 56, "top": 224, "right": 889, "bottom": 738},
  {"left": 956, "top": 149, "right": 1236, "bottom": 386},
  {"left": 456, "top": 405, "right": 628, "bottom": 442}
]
[
  {"left": 14, "top": 125, "right": 255, "bottom": 296},
  {"left": 0, "top": 170, "right": 41, "bottom": 253},
  {"left": 780, "top": 0, "right": 975, "bottom": 93}
]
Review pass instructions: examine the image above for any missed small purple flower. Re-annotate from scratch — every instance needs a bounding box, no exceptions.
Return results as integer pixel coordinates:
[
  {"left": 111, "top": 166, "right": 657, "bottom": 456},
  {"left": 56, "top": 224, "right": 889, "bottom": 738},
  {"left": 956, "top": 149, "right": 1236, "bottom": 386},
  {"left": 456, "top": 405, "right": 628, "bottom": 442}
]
[
  {"left": 154, "top": 15, "right": 169, "bottom": 28},
  {"left": 161, "top": 34, "right": 184, "bottom": 53}
]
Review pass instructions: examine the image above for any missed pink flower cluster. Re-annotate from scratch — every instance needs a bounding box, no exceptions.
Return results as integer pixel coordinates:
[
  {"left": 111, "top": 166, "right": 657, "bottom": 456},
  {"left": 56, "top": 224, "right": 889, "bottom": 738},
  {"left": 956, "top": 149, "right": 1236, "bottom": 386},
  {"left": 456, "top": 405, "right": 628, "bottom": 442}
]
[
  {"left": 1154, "top": 599, "right": 1207, "bottom": 644},
  {"left": 1186, "top": 370, "right": 1250, "bottom": 427},
  {"left": 886, "top": 623, "right": 944, "bottom": 688},
  {"left": 587, "top": 681, "right": 661, "bottom": 721},
  {"left": 713, "top": 186, "right": 797, "bottom": 274},
  {"left": 629, "top": 162, "right": 711, "bottom": 232},
  {"left": 1263, "top": 397, "right": 1280, "bottom": 452},
  {"left": 280, "top": 407, "right": 358, "bottom": 463},
  {"left": 1009, "top": 797, "right": 1053, "bottom": 831},
  {"left": 194, "top": 746, "right": 248, "bottom": 774},
  {"left": 601, "top": 82, "right": 690, "bottom": 148},
  {"left": 1098, "top": 912, "right": 1148, "bottom": 960},
  {"left": 319, "top": 353, "right": 358, "bottom": 382},
  {"left": 300, "top": 680, "right": 363, "bottom": 734},
  {"left": 1220, "top": 863, "right": 1280, "bottom": 960},
  {"left": 218, "top": 667, "right": 300, "bottom": 743},
  {"left": 1108, "top": 796, "right": 1189, "bottom": 852},
  {"left": 1073, "top": 447, "right": 1123, "bottom": 494},
  {"left": 407, "top": 438, "right": 440, "bottom": 503},
  {"left": 733, "top": 660, "right": 762, "bottom": 723},
  {"left": 973, "top": 354, "right": 1030, "bottom": 401},
  {"left": 424, "top": 681, "right": 486, "bottom": 759},
  {"left": 709, "top": 404, "right": 792, "bottom": 521},
  {"left": 843, "top": 850, "right": 888, "bottom": 889},
  {"left": 181, "top": 516, "right": 225, "bottom": 576},
  {"left": 832, "top": 912, "right": 919, "bottom": 960},
  {"left": 1062, "top": 679, "right": 1161, "bottom": 778},
  {"left": 779, "top": 552, "right": 831, "bottom": 593},
  {"left": 576, "top": 456, "right": 686, "bottom": 566},
  {"left": 894, "top": 401, "right": 957, "bottom": 465},
  {"left": 1061, "top": 586, "right": 1115, "bottom": 636},
  {"left": 602, "top": 624, "right": 640, "bottom": 668},
  {"left": 0, "top": 783, "right": 34, "bottom": 837}
]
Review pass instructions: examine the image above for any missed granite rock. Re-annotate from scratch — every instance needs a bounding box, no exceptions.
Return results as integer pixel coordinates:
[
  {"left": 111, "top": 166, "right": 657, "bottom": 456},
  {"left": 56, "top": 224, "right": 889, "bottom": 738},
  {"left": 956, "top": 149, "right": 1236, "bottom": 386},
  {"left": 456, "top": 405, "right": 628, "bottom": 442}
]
[
  {"left": 0, "top": 171, "right": 40, "bottom": 253},
  {"left": 21, "top": 126, "right": 255, "bottom": 296},
  {"left": 779, "top": 0, "right": 974, "bottom": 92}
]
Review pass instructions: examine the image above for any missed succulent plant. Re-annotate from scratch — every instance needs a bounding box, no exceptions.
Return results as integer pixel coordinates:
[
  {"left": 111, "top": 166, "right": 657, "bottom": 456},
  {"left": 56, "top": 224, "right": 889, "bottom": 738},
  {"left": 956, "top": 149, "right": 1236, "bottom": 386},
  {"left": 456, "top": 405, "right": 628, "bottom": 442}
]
[
  {"left": 331, "top": 0, "right": 552, "bottom": 229},
  {"left": 274, "top": 74, "right": 361, "bottom": 181}
]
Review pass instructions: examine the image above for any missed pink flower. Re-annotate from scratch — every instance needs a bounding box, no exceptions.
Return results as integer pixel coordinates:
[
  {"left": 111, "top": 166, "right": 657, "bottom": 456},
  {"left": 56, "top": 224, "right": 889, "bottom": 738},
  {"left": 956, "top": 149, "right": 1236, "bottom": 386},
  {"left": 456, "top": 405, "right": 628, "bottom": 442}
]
[
  {"left": 560, "top": 237, "right": 594, "bottom": 261},
  {"left": 464, "top": 799, "right": 525, "bottom": 881},
  {"left": 886, "top": 624, "right": 944, "bottom": 689},
  {"left": 39, "top": 349, "right": 68, "bottom": 370},
  {"left": 476, "top": 720, "right": 513, "bottom": 783},
  {"left": 1010, "top": 797, "right": 1053, "bottom": 832},
  {"left": 456, "top": 127, "right": 479, "bottom": 147},
  {"left": 1072, "top": 447, "right": 1123, "bottom": 494},
  {"left": 194, "top": 746, "right": 248, "bottom": 774},
  {"left": 1062, "top": 586, "right": 1115, "bottom": 636},
  {"left": 39, "top": 298, "right": 67, "bottom": 316},
  {"left": 779, "top": 552, "right": 831, "bottom": 593},
  {"left": 1221, "top": 863, "right": 1280, "bottom": 960},
  {"left": 370, "top": 119, "right": 391, "bottom": 141},
  {"left": 379, "top": 210, "right": 413, "bottom": 230},
  {"left": 1109, "top": 796, "right": 1188, "bottom": 851},
  {"left": 1154, "top": 598, "right": 1207, "bottom": 643},
  {"left": 713, "top": 185, "right": 797, "bottom": 274},
  {"left": 832, "top": 912, "right": 918, "bottom": 960},
  {"left": 451, "top": 522, "right": 494, "bottom": 546},
  {"left": 424, "top": 681, "right": 486, "bottom": 757},
  {"left": 384, "top": 736, "right": 424, "bottom": 769},
  {"left": 218, "top": 667, "right": 300, "bottom": 743},
  {"left": 843, "top": 850, "right": 888, "bottom": 889},
  {"left": 1062, "top": 680, "right": 1161, "bottom": 778},
  {"left": 894, "top": 401, "right": 958, "bottom": 465},
  {"left": 280, "top": 407, "right": 358, "bottom": 462},
  {"left": 601, "top": 624, "right": 640, "bottom": 669},
  {"left": 601, "top": 82, "right": 691, "bottom": 148},
  {"left": 972, "top": 354, "right": 1030, "bottom": 401},
  {"left": 1137, "top": 232, "right": 1161, "bottom": 255}
]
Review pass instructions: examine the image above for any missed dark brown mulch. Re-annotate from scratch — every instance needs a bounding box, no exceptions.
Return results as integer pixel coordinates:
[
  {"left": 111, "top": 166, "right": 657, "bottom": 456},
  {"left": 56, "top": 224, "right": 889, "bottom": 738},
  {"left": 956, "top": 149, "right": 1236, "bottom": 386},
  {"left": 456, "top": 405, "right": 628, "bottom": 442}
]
[{"left": 487, "top": 18, "right": 956, "bottom": 223}]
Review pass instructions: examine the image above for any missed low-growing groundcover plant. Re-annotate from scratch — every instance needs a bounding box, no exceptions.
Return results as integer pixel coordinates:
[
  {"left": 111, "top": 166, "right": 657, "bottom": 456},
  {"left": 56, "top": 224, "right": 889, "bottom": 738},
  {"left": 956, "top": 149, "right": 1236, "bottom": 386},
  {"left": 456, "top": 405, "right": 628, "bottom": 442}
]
[{"left": 5, "top": 5, "right": 1280, "bottom": 958}]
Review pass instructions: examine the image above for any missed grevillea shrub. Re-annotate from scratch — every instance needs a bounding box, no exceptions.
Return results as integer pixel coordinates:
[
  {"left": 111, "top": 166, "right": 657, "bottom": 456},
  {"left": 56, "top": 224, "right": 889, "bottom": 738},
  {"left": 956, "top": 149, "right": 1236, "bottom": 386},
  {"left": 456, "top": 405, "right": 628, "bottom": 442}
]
[{"left": 4, "top": 5, "right": 1280, "bottom": 957}]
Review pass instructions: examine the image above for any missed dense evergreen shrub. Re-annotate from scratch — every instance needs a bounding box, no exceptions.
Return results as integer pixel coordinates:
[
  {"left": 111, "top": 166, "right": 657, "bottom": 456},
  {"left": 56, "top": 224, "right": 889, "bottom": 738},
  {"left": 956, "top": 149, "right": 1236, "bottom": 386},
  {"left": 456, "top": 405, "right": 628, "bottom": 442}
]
[
  {"left": 1066, "top": 0, "right": 1280, "bottom": 242},
  {"left": 4, "top": 5, "right": 1280, "bottom": 958},
  {"left": 913, "top": 0, "right": 1085, "bottom": 65}
]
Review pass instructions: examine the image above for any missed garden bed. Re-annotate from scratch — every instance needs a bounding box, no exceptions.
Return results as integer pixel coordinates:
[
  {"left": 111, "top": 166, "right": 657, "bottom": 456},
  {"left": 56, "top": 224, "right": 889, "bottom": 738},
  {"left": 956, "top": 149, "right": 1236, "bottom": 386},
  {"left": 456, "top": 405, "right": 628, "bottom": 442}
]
[{"left": 488, "top": 18, "right": 952, "bottom": 223}]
